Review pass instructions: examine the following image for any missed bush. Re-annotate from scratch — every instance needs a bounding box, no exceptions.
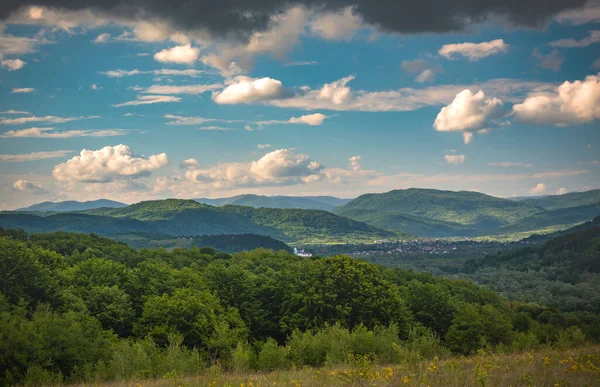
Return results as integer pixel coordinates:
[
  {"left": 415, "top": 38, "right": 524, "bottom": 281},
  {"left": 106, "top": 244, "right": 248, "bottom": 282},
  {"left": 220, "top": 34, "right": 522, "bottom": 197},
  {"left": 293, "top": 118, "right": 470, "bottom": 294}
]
[{"left": 256, "top": 338, "right": 287, "bottom": 371}]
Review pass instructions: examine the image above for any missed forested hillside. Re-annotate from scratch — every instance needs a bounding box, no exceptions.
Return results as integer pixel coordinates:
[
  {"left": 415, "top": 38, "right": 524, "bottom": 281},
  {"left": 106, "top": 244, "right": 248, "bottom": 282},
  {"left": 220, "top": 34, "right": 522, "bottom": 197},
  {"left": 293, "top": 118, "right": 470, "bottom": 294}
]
[
  {"left": 0, "top": 229, "right": 598, "bottom": 385},
  {"left": 17, "top": 199, "right": 127, "bottom": 212},
  {"left": 335, "top": 188, "right": 600, "bottom": 237},
  {"left": 0, "top": 199, "right": 394, "bottom": 244}
]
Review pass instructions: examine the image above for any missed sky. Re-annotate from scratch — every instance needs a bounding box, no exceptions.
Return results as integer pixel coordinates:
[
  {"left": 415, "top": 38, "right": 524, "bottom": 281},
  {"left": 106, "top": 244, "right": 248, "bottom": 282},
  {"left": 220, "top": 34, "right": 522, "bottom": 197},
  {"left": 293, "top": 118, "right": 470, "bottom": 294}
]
[{"left": 0, "top": 1, "right": 599, "bottom": 209}]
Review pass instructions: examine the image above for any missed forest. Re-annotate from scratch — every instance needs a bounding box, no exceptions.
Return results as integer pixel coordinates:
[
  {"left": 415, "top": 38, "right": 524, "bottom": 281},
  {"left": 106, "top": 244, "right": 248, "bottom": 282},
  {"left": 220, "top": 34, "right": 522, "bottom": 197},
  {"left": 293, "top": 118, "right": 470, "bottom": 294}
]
[{"left": 1, "top": 228, "right": 599, "bottom": 386}]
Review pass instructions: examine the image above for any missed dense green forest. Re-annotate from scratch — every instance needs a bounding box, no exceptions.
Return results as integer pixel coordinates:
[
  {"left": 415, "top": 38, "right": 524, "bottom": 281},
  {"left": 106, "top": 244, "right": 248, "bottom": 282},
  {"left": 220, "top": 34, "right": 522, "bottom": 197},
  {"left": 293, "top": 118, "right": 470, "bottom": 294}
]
[
  {"left": 360, "top": 217, "right": 600, "bottom": 316},
  {"left": 1, "top": 228, "right": 598, "bottom": 385}
]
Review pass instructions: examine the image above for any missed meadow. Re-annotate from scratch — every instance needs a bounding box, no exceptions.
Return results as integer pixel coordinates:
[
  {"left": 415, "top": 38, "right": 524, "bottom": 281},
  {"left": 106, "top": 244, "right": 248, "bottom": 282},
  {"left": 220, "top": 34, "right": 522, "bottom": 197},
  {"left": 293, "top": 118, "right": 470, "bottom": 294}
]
[{"left": 68, "top": 345, "right": 600, "bottom": 387}]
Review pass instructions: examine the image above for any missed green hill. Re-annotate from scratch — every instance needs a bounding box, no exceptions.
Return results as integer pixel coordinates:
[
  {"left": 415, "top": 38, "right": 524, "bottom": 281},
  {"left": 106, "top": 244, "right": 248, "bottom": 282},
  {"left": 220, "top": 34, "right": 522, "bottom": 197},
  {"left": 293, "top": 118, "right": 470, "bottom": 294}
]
[
  {"left": 16, "top": 199, "right": 127, "bottom": 212},
  {"left": 0, "top": 199, "right": 392, "bottom": 244},
  {"left": 194, "top": 194, "right": 350, "bottom": 211},
  {"left": 334, "top": 188, "right": 543, "bottom": 233},
  {"left": 517, "top": 189, "right": 600, "bottom": 211},
  {"left": 499, "top": 202, "right": 600, "bottom": 234}
]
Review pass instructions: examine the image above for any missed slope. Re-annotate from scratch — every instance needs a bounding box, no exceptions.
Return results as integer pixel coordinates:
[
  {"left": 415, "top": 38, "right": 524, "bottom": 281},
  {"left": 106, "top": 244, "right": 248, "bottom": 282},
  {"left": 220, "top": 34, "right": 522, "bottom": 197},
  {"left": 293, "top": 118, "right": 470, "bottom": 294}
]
[{"left": 16, "top": 199, "right": 127, "bottom": 212}]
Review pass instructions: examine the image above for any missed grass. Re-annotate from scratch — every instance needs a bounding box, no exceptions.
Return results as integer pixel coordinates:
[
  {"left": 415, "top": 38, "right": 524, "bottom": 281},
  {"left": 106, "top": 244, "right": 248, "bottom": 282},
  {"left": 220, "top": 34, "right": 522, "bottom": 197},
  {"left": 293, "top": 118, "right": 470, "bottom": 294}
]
[{"left": 69, "top": 345, "right": 600, "bottom": 387}]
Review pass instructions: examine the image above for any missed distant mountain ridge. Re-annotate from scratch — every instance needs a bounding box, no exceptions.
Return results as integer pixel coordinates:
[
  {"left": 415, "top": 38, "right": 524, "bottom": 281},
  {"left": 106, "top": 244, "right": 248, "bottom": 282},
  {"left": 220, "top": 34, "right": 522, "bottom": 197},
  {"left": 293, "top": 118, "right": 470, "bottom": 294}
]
[
  {"left": 334, "top": 188, "right": 600, "bottom": 237},
  {"left": 193, "top": 194, "right": 351, "bottom": 211},
  {"left": 17, "top": 199, "right": 127, "bottom": 212},
  {"left": 0, "top": 199, "right": 394, "bottom": 244}
]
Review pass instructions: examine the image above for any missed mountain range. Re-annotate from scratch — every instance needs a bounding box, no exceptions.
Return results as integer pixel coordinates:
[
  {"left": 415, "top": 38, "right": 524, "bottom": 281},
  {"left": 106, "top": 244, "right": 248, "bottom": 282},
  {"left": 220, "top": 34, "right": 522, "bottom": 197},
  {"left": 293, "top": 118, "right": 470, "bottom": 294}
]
[
  {"left": 193, "top": 194, "right": 351, "bottom": 211},
  {"left": 4, "top": 188, "right": 599, "bottom": 242},
  {"left": 16, "top": 199, "right": 127, "bottom": 212}
]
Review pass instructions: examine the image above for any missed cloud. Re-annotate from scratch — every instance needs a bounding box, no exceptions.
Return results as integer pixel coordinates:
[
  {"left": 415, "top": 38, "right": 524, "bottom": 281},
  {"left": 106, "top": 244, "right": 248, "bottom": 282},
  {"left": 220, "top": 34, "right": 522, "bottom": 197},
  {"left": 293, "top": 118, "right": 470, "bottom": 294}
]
[
  {"left": 0, "top": 150, "right": 73, "bottom": 162},
  {"left": 309, "top": 6, "right": 364, "bottom": 41},
  {"left": 593, "top": 58, "right": 600, "bottom": 69},
  {"left": 0, "top": 110, "right": 29, "bottom": 114},
  {"left": 113, "top": 95, "right": 181, "bottom": 107},
  {"left": 257, "top": 144, "right": 272, "bottom": 149},
  {"left": 349, "top": 155, "right": 361, "bottom": 171},
  {"left": 434, "top": 89, "right": 503, "bottom": 143},
  {"left": 444, "top": 154, "right": 466, "bottom": 164},
  {"left": 550, "top": 30, "right": 600, "bottom": 48},
  {"left": 556, "top": 3, "right": 600, "bottom": 25},
  {"left": 90, "top": 83, "right": 102, "bottom": 90},
  {"left": 401, "top": 59, "right": 443, "bottom": 83},
  {"left": 212, "top": 76, "right": 289, "bottom": 104},
  {"left": 512, "top": 74, "right": 600, "bottom": 126},
  {"left": 283, "top": 61, "right": 318, "bottom": 67},
  {"left": 12, "top": 88, "right": 35, "bottom": 93},
  {"left": 532, "top": 48, "right": 563, "bottom": 72},
  {"left": 144, "top": 83, "right": 221, "bottom": 95},
  {"left": 198, "top": 126, "right": 235, "bottom": 131},
  {"left": 53, "top": 144, "right": 169, "bottom": 183},
  {"left": 439, "top": 39, "right": 509, "bottom": 61},
  {"left": 1, "top": 1, "right": 584, "bottom": 41},
  {"left": 93, "top": 32, "right": 110, "bottom": 43},
  {"left": 556, "top": 187, "right": 568, "bottom": 194},
  {"left": 263, "top": 75, "right": 550, "bottom": 112},
  {"left": 154, "top": 44, "right": 200, "bottom": 64},
  {"left": 257, "top": 113, "right": 328, "bottom": 126},
  {"left": 0, "top": 115, "right": 98, "bottom": 125},
  {"left": 1, "top": 58, "right": 26, "bottom": 71},
  {"left": 163, "top": 114, "right": 239, "bottom": 126},
  {"left": 0, "top": 127, "right": 127, "bottom": 138},
  {"left": 100, "top": 69, "right": 207, "bottom": 77},
  {"left": 12, "top": 179, "right": 46, "bottom": 194},
  {"left": 529, "top": 183, "right": 547, "bottom": 194},
  {"left": 183, "top": 149, "right": 324, "bottom": 188},
  {"left": 487, "top": 162, "right": 532, "bottom": 168},
  {"left": 200, "top": 6, "right": 311, "bottom": 74}
]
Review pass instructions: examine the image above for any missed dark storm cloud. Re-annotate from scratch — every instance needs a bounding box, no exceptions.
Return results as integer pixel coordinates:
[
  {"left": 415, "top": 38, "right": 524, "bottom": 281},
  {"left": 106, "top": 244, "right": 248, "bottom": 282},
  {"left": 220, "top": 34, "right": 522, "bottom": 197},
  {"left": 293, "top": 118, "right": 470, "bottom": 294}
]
[{"left": 1, "top": 0, "right": 589, "bottom": 39}]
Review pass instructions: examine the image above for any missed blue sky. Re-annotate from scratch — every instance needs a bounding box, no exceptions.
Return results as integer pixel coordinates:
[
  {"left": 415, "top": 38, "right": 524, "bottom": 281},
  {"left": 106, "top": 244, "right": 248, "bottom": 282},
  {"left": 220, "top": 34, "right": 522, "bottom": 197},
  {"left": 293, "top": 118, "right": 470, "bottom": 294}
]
[{"left": 0, "top": 3, "right": 599, "bottom": 209}]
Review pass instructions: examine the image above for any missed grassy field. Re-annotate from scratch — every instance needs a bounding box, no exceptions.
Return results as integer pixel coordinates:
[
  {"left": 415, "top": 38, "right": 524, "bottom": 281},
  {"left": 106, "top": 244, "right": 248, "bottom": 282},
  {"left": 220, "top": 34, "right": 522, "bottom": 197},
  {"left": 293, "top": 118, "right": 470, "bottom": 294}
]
[{"left": 70, "top": 345, "right": 600, "bottom": 387}]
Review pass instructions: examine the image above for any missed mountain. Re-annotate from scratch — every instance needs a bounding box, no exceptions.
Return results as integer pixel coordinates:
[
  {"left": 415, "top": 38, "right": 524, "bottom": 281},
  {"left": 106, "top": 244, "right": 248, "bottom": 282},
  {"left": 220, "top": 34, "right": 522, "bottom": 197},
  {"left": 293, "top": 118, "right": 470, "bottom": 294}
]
[
  {"left": 191, "top": 234, "right": 293, "bottom": 253},
  {"left": 499, "top": 202, "right": 600, "bottom": 234},
  {"left": 17, "top": 199, "right": 127, "bottom": 212},
  {"left": 0, "top": 199, "right": 393, "bottom": 244},
  {"left": 516, "top": 189, "right": 600, "bottom": 211},
  {"left": 193, "top": 194, "right": 351, "bottom": 211},
  {"left": 334, "top": 188, "right": 543, "bottom": 234}
]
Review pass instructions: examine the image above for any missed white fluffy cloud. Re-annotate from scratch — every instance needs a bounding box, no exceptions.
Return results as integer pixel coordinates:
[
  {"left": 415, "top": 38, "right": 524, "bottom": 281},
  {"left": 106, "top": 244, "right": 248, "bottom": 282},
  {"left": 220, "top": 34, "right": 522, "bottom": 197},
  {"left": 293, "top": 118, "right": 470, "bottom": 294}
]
[
  {"left": 257, "top": 113, "right": 328, "bottom": 126},
  {"left": 212, "top": 76, "right": 288, "bottom": 104},
  {"left": 349, "top": 155, "right": 361, "bottom": 171},
  {"left": 13, "top": 179, "right": 46, "bottom": 194},
  {"left": 154, "top": 44, "right": 199, "bottom": 64},
  {"left": 439, "top": 39, "right": 509, "bottom": 61},
  {"left": 53, "top": 145, "right": 169, "bottom": 183},
  {"left": 1, "top": 58, "right": 26, "bottom": 71},
  {"left": 113, "top": 95, "right": 181, "bottom": 107},
  {"left": 264, "top": 76, "right": 548, "bottom": 112},
  {"left": 550, "top": 30, "right": 600, "bottom": 48},
  {"left": 93, "top": 32, "right": 110, "bottom": 43},
  {"left": 0, "top": 127, "right": 126, "bottom": 138},
  {"left": 309, "top": 6, "right": 363, "bottom": 41},
  {"left": 434, "top": 89, "right": 503, "bottom": 143},
  {"left": 512, "top": 74, "right": 600, "bottom": 126},
  {"left": 144, "top": 84, "right": 221, "bottom": 95},
  {"left": 444, "top": 154, "right": 466, "bottom": 164},
  {"left": 0, "top": 150, "right": 73, "bottom": 162},
  {"left": 12, "top": 88, "right": 35, "bottom": 93},
  {"left": 529, "top": 183, "right": 547, "bottom": 194},
  {"left": 183, "top": 149, "right": 324, "bottom": 188}
]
